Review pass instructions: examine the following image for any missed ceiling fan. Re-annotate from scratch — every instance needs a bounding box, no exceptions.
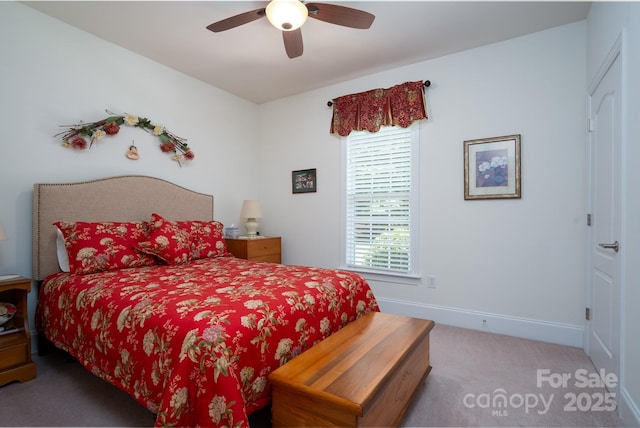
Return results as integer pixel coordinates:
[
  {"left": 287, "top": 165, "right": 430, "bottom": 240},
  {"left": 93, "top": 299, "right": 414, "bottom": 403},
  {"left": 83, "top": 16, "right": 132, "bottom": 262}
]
[{"left": 206, "top": 0, "right": 375, "bottom": 59}]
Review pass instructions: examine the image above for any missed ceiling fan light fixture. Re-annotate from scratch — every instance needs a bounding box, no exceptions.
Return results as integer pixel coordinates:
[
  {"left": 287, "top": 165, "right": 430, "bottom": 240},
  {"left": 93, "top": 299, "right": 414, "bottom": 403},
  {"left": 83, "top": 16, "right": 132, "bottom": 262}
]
[{"left": 266, "top": 0, "right": 308, "bottom": 31}]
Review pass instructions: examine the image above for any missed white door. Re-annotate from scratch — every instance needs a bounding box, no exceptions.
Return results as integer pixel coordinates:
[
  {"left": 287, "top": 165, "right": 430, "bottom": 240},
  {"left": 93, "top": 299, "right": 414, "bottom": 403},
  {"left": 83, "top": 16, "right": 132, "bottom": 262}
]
[{"left": 587, "top": 50, "right": 621, "bottom": 401}]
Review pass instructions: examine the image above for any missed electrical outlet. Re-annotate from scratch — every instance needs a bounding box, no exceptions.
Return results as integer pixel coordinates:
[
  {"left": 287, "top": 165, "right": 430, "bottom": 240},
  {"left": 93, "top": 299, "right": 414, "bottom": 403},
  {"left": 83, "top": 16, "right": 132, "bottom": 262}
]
[{"left": 427, "top": 275, "right": 436, "bottom": 288}]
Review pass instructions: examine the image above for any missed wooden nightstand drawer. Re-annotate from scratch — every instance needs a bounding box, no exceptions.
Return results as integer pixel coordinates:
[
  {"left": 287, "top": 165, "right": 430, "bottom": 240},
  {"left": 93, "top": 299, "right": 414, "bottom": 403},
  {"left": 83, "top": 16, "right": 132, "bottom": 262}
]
[
  {"left": 226, "top": 237, "right": 282, "bottom": 263},
  {"left": 0, "top": 342, "right": 28, "bottom": 370},
  {"left": 246, "top": 238, "right": 280, "bottom": 258},
  {"left": 251, "top": 253, "right": 281, "bottom": 263}
]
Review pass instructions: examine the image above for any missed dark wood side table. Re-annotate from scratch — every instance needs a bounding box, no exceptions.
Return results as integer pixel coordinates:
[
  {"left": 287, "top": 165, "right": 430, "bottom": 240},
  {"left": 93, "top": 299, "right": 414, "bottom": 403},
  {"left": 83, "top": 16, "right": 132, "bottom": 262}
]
[{"left": 0, "top": 276, "right": 36, "bottom": 386}]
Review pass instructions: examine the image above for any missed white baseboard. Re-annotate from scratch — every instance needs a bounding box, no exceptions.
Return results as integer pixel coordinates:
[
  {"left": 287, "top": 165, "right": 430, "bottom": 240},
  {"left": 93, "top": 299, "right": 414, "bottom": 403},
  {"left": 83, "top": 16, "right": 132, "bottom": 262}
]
[
  {"left": 376, "top": 297, "right": 585, "bottom": 348},
  {"left": 620, "top": 385, "right": 640, "bottom": 428}
]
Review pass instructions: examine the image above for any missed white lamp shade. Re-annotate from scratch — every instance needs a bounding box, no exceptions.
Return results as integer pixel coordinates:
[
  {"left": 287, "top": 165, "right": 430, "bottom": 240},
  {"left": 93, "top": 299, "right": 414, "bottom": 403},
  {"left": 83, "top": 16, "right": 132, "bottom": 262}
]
[
  {"left": 0, "top": 223, "right": 6, "bottom": 241},
  {"left": 240, "top": 200, "right": 263, "bottom": 237},
  {"left": 240, "top": 200, "right": 263, "bottom": 219},
  {"left": 266, "top": 0, "right": 308, "bottom": 31}
]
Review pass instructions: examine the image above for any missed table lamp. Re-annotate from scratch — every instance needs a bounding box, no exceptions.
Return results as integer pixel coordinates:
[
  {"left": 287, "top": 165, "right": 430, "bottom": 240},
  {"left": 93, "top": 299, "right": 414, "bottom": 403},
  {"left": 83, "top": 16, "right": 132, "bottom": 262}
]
[{"left": 240, "top": 200, "right": 263, "bottom": 237}]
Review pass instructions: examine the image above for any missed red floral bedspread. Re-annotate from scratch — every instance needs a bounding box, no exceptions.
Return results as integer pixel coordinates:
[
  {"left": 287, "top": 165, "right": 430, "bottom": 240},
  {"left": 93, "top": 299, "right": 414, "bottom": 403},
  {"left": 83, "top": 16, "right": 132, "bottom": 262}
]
[{"left": 36, "top": 257, "right": 379, "bottom": 427}]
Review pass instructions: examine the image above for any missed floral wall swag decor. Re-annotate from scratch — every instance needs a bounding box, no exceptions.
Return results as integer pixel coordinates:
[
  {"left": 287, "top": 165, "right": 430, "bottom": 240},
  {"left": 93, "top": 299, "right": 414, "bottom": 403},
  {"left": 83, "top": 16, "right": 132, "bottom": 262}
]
[{"left": 57, "top": 110, "right": 194, "bottom": 165}]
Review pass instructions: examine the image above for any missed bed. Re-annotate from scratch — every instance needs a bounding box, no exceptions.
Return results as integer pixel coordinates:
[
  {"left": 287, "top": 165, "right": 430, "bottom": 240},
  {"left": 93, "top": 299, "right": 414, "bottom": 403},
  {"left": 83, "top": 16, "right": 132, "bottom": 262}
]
[{"left": 32, "top": 175, "right": 379, "bottom": 427}]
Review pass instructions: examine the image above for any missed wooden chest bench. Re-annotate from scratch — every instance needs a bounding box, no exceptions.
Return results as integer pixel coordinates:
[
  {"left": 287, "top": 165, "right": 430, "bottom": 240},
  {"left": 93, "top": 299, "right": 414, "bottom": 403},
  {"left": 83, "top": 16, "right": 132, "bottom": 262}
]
[{"left": 268, "top": 312, "right": 435, "bottom": 427}]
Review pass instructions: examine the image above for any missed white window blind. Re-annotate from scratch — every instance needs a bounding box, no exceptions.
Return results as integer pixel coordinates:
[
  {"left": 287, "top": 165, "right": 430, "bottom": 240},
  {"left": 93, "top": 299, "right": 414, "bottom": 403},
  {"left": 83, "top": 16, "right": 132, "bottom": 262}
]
[{"left": 344, "top": 126, "right": 418, "bottom": 276}]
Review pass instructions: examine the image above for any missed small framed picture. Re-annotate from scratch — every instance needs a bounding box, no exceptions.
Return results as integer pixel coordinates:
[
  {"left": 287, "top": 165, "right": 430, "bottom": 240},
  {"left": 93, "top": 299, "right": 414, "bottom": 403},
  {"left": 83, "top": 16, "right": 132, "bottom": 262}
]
[
  {"left": 464, "top": 134, "right": 521, "bottom": 200},
  {"left": 292, "top": 168, "right": 317, "bottom": 194}
]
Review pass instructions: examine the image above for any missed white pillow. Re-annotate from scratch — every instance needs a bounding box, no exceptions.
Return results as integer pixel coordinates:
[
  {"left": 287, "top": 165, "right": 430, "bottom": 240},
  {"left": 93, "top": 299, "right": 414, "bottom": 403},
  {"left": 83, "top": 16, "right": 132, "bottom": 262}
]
[{"left": 56, "top": 227, "right": 70, "bottom": 272}]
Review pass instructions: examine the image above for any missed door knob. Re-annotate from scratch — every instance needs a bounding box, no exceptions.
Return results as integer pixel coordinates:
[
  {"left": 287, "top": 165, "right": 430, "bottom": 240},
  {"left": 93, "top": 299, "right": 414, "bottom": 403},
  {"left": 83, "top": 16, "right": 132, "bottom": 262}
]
[{"left": 598, "top": 241, "right": 620, "bottom": 253}]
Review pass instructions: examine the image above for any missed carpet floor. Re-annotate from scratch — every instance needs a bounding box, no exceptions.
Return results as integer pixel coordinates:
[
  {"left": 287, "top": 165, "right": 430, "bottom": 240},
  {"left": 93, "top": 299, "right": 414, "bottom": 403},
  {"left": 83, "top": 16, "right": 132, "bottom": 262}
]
[{"left": 0, "top": 323, "right": 623, "bottom": 427}]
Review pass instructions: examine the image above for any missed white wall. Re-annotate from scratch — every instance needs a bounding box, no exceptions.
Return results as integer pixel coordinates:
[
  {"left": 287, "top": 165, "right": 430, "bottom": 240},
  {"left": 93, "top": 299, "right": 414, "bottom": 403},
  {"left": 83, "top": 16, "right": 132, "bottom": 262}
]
[
  {"left": 587, "top": 3, "right": 640, "bottom": 426},
  {"left": 257, "top": 21, "right": 588, "bottom": 346},
  {"left": 0, "top": 2, "right": 260, "bottom": 330}
]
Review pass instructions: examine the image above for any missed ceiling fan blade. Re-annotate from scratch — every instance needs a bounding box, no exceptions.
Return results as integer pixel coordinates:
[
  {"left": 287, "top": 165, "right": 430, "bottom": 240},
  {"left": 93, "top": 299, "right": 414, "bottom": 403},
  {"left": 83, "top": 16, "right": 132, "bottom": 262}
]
[
  {"left": 283, "top": 29, "right": 303, "bottom": 59},
  {"left": 306, "top": 3, "right": 375, "bottom": 29},
  {"left": 206, "top": 8, "right": 266, "bottom": 32}
]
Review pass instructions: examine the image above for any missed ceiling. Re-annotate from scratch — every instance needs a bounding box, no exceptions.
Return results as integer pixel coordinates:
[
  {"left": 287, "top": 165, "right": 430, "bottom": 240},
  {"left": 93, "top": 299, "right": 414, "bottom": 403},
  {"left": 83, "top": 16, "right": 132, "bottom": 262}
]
[{"left": 24, "top": 1, "right": 591, "bottom": 104}]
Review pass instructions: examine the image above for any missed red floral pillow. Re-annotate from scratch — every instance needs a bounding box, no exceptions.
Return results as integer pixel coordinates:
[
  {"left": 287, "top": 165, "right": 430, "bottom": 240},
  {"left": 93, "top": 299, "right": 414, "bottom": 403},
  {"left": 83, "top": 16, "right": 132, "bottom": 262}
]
[
  {"left": 137, "top": 214, "right": 231, "bottom": 265},
  {"left": 55, "top": 221, "right": 157, "bottom": 275},
  {"left": 175, "top": 219, "right": 230, "bottom": 260},
  {"left": 137, "top": 213, "right": 193, "bottom": 265}
]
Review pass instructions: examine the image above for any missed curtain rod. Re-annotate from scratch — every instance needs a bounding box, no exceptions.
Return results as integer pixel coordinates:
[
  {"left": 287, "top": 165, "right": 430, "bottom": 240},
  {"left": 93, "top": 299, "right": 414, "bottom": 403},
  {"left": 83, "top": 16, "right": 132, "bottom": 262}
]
[{"left": 326, "top": 80, "right": 431, "bottom": 107}]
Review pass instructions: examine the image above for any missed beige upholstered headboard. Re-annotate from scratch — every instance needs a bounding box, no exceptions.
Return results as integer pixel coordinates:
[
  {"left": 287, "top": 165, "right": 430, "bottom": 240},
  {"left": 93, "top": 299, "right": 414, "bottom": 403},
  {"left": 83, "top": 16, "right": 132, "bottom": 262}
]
[{"left": 33, "top": 175, "right": 214, "bottom": 281}]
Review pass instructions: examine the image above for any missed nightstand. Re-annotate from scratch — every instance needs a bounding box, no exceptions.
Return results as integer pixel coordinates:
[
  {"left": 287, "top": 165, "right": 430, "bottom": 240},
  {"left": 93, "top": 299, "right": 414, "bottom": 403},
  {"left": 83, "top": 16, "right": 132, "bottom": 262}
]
[
  {"left": 226, "top": 237, "right": 281, "bottom": 263},
  {"left": 0, "top": 276, "right": 36, "bottom": 386}
]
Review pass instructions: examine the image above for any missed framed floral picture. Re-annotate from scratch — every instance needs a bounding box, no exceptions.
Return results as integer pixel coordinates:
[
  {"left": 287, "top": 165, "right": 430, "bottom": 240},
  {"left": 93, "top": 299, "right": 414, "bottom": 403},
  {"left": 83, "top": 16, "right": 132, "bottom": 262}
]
[
  {"left": 464, "top": 134, "right": 521, "bottom": 200},
  {"left": 292, "top": 168, "right": 317, "bottom": 194}
]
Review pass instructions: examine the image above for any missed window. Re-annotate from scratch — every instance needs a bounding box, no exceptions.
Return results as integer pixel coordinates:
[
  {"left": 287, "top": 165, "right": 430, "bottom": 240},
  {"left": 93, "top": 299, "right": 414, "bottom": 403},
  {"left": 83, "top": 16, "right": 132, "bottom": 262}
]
[{"left": 341, "top": 125, "right": 419, "bottom": 281}]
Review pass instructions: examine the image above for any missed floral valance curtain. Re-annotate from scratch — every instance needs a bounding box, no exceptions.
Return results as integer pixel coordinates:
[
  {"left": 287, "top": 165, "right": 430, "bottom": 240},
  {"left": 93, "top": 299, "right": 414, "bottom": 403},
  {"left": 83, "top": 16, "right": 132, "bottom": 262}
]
[{"left": 330, "top": 81, "right": 427, "bottom": 137}]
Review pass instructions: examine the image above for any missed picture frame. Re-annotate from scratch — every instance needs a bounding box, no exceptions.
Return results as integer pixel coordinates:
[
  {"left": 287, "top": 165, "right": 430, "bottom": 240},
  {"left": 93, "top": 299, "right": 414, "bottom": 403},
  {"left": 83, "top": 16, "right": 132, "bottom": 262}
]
[
  {"left": 464, "top": 134, "right": 521, "bottom": 200},
  {"left": 292, "top": 168, "right": 317, "bottom": 194}
]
